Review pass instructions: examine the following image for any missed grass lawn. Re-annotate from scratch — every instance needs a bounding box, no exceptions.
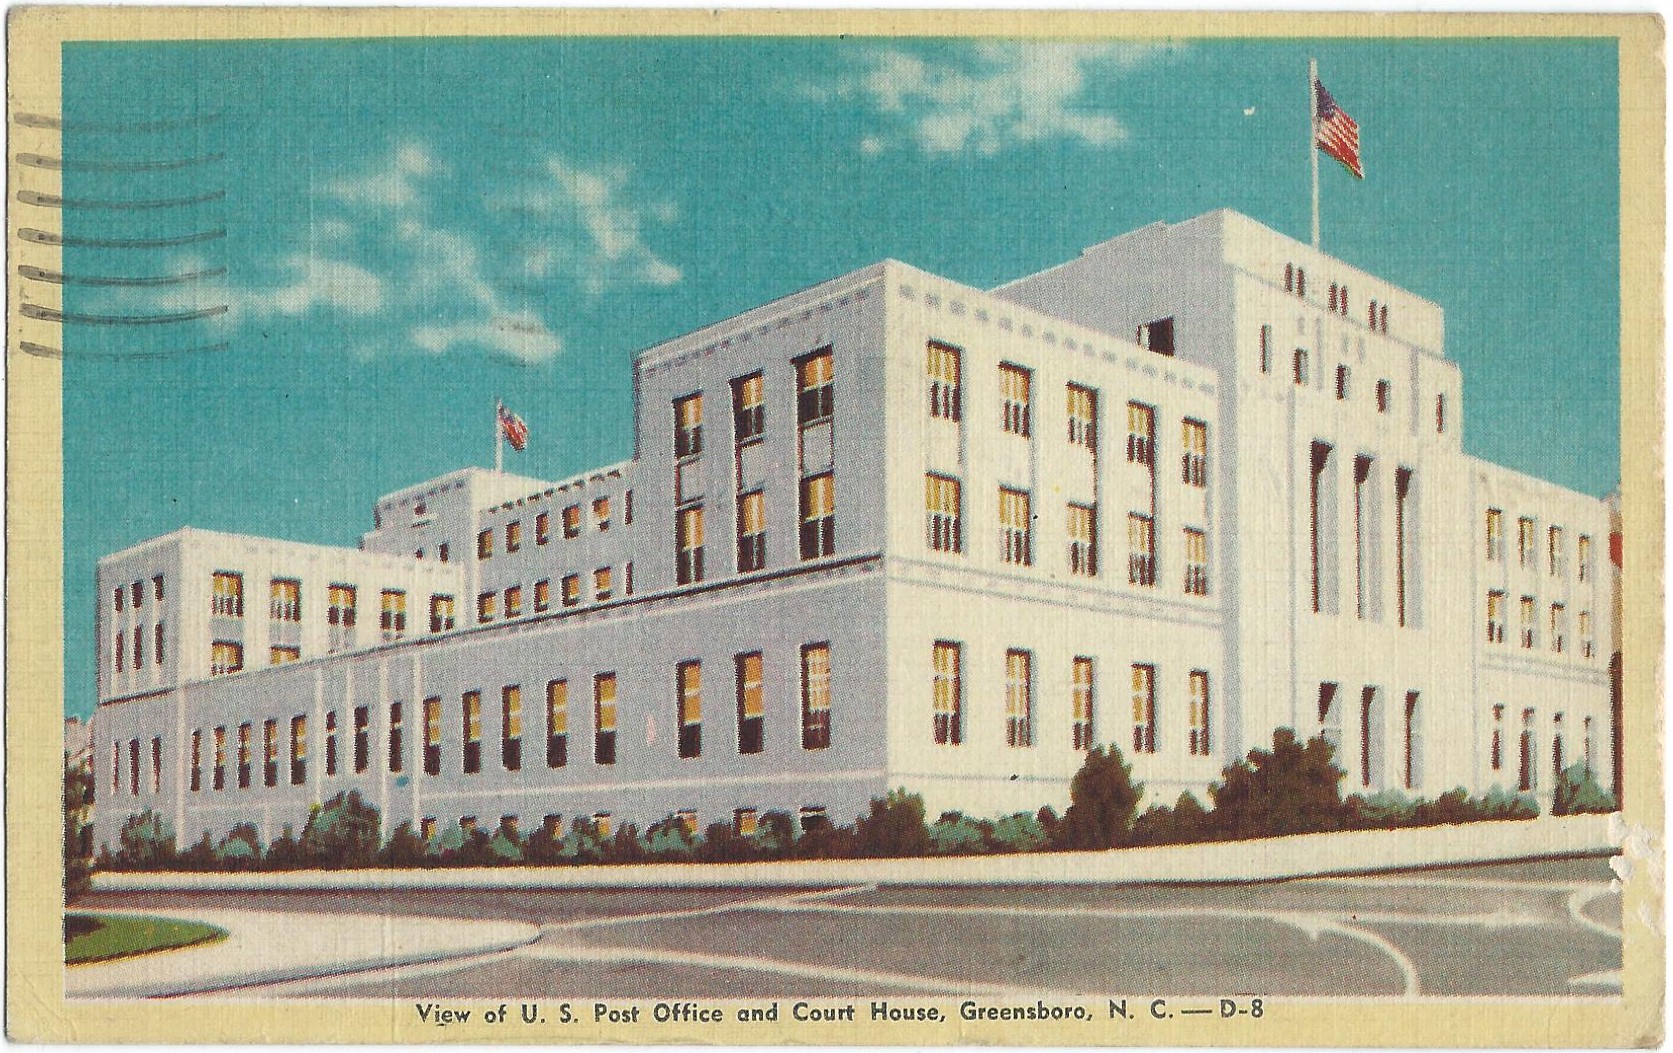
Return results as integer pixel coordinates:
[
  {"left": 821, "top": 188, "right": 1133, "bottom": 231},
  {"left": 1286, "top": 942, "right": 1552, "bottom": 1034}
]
[{"left": 65, "top": 913, "right": 227, "bottom": 966}]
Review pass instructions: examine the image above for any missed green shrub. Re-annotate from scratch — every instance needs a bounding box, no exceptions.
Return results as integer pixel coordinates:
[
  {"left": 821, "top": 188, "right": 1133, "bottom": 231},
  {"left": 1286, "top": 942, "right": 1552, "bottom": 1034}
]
[
  {"left": 1055, "top": 746, "right": 1143, "bottom": 850},
  {"left": 642, "top": 816, "right": 697, "bottom": 861},
  {"left": 63, "top": 760, "right": 95, "bottom": 900},
  {"left": 300, "top": 791, "right": 381, "bottom": 867},
  {"left": 558, "top": 818, "right": 606, "bottom": 863},
  {"left": 753, "top": 811, "right": 797, "bottom": 858},
  {"left": 379, "top": 822, "right": 428, "bottom": 866},
  {"left": 928, "top": 812, "right": 991, "bottom": 856},
  {"left": 265, "top": 824, "right": 306, "bottom": 868},
  {"left": 111, "top": 810, "right": 176, "bottom": 870},
  {"left": 214, "top": 823, "right": 262, "bottom": 865},
  {"left": 1130, "top": 792, "right": 1211, "bottom": 845},
  {"left": 1210, "top": 728, "right": 1349, "bottom": 839},
  {"left": 855, "top": 790, "right": 931, "bottom": 858},
  {"left": 488, "top": 819, "right": 525, "bottom": 862},
  {"left": 1552, "top": 764, "right": 1617, "bottom": 815},
  {"left": 1345, "top": 789, "right": 1418, "bottom": 829},
  {"left": 989, "top": 811, "right": 1050, "bottom": 853}
]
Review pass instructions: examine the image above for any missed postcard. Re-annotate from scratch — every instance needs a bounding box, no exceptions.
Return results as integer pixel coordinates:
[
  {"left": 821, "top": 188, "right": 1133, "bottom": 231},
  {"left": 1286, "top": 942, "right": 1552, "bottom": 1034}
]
[{"left": 7, "top": 9, "right": 1664, "bottom": 1046}]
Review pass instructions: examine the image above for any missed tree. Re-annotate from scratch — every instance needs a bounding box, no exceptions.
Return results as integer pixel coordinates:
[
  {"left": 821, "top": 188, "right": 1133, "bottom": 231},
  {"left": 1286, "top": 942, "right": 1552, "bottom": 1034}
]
[
  {"left": 1209, "top": 728, "right": 1348, "bottom": 839},
  {"left": 1055, "top": 746, "right": 1143, "bottom": 850},
  {"left": 379, "top": 822, "right": 428, "bottom": 866},
  {"left": 63, "top": 759, "right": 95, "bottom": 902},
  {"left": 1551, "top": 763, "right": 1618, "bottom": 815},
  {"left": 854, "top": 790, "right": 930, "bottom": 857},
  {"left": 112, "top": 810, "right": 176, "bottom": 870}
]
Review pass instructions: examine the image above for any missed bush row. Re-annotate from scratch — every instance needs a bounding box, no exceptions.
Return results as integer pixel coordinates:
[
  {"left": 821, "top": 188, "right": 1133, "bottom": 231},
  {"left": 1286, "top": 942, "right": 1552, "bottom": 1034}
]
[{"left": 90, "top": 729, "right": 1616, "bottom": 873}]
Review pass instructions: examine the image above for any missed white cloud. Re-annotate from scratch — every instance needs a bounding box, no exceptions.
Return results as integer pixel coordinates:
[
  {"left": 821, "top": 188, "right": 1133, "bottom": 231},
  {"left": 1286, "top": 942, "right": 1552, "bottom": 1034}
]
[
  {"left": 831, "top": 42, "right": 1175, "bottom": 156},
  {"left": 223, "top": 142, "right": 681, "bottom": 364}
]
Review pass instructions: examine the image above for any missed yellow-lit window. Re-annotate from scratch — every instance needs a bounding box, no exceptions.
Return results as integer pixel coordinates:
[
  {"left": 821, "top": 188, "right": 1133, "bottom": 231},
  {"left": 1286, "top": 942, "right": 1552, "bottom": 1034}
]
[
  {"left": 594, "top": 674, "right": 618, "bottom": 765},
  {"left": 734, "top": 809, "right": 758, "bottom": 837},
  {"left": 536, "top": 511, "right": 551, "bottom": 545},
  {"left": 506, "top": 520, "right": 522, "bottom": 552},
  {"left": 677, "top": 661, "right": 702, "bottom": 759},
  {"left": 801, "top": 643, "right": 831, "bottom": 750},
  {"left": 290, "top": 715, "right": 307, "bottom": 785},
  {"left": 738, "top": 490, "right": 766, "bottom": 571},
  {"left": 462, "top": 691, "right": 482, "bottom": 774},
  {"left": 212, "top": 572, "right": 244, "bottom": 617},
  {"left": 269, "top": 645, "right": 300, "bottom": 665},
  {"left": 1578, "top": 534, "right": 1592, "bottom": 582},
  {"left": 594, "top": 567, "right": 612, "bottom": 601},
  {"left": 1072, "top": 656, "right": 1094, "bottom": 751},
  {"left": 933, "top": 641, "right": 961, "bottom": 745},
  {"left": 678, "top": 505, "right": 705, "bottom": 583},
  {"left": 1579, "top": 611, "right": 1594, "bottom": 658},
  {"left": 1487, "top": 590, "right": 1506, "bottom": 643},
  {"left": 505, "top": 585, "right": 523, "bottom": 617},
  {"left": 1128, "top": 513, "right": 1155, "bottom": 586},
  {"left": 798, "top": 350, "right": 834, "bottom": 425},
  {"left": 999, "top": 363, "right": 1031, "bottom": 436},
  {"left": 1068, "top": 503, "right": 1096, "bottom": 577},
  {"left": 736, "top": 652, "right": 764, "bottom": 754},
  {"left": 430, "top": 594, "right": 455, "bottom": 633},
  {"left": 1131, "top": 663, "right": 1156, "bottom": 754},
  {"left": 926, "top": 474, "right": 962, "bottom": 554},
  {"left": 562, "top": 574, "right": 580, "bottom": 607},
  {"left": 593, "top": 497, "right": 611, "bottom": 531},
  {"left": 269, "top": 578, "right": 301, "bottom": 622},
  {"left": 380, "top": 589, "right": 406, "bottom": 638},
  {"left": 1005, "top": 649, "right": 1032, "bottom": 747},
  {"left": 534, "top": 579, "right": 550, "bottom": 612},
  {"left": 1486, "top": 508, "right": 1504, "bottom": 561},
  {"left": 1182, "top": 418, "right": 1208, "bottom": 487},
  {"left": 477, "top": 592, "right": 496, "bottom": 623},
  {"left": 546, "top": 679, "right": 569, "bottom": 768},
  {"left": 211, "top": 640, "right": 244, "bottom": 676},
  {"left": 502, "top": 685, "right": 522, "bottom": 771},
  {"left": 477, "top": 529, "right": 493, "bottom": 559},
  {"left": 999, "top": 487, "right": 1031, "bottom": 566},
  {"left": 1126, "top": 402, "right": 1155, "bottom": 466},
  {"left": 1189, "top": 670, "right": 1210, "bottom": 756},
  {"left": 1184, "top": 527, "right": 1209, "bottom": 596},
  {"left": 1548, "top": 526, "right": 1564, "bottom": 576},
  {"left": 928, "top": 342, "right": 962, "bottom": 421},
  {"left": 800, "top": 474, "right": 834, "bottom": 560},
  {"left": 676, "top": 393, "right": 704, "bottom": 459},
  {"left": 563, "top": 504, "right": 581, "bottom": 539},
  {"left": 1067, "top": 383, "right": 1096, "bottom": 450},
  {"left": 1518, "top": 517, "right": 1537, "bottom": 567},
  {"left": 734, "top": 372, "right": 766, "bottom": 442}
]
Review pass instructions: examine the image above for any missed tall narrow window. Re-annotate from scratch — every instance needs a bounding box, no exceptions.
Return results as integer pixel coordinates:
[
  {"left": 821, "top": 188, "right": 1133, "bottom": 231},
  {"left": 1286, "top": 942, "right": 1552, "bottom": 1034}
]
[
  {"left": 1126, "top": 402, "right": 1155, "bottom": 465},
  {"left": 675, "top": 393, "right": 704, "bottom": 460},
  {"left": 1005, "top": 649, "right": 1033, "bottom": 748},
  {"left": 1435, "top": 393, "right": 1447, "bottom": 434},
  {"left": 150, "top": 737, "right": 161, "bottom": 793},
  {"left": 1580, "top": 610, "right": 1594, "bottom": 659},
  {"left": 933, "top": 642, "right": 963, "bottom": 746},
  {"left": 1259, "top": 324, "right": 1272, "bottom": 373},
  {"left": 1293, "top": 349, "right": 1310, "bottom": 386},
  {"left": 423, "top": 697, "right": 442, "bottom": 776},
  {"left": 1548, "top": 526, "right": 1565, "bottom": 577},
  {"left": 1520, "top": 595, "right": 1537, "bottom": 649},
  {"left": 290, "top": 715, "right": 307, "bottom": 786},
  {"left": 269, "top": 578, "right": 302, "bottom": 622},
  {"left": 462, "top": 691, "right": 482, "bottom": 774},
  {"left": 1583, "top": 716, "right": 1596, "bottom": 776},
  {"left": 1353, "top": 455, "right": 1372, "bottom": 620},
  {"left": 263, "top": 719, "right": 278, "bottom": 788},
  {"left": 800, "top": 473, "right": 835, "bottom": 559},
  {"left": 1491, "top": 704, "right": 1505, "bottom": 771},
  {"left": 736, "top": 653, "right": 764, "bottom": 755},
  {"left": 1181, "top": 418, "right": 1207, "bottom": 486},
  {"left": 502, "top": 685, "right": 523, "bottom": 771},
  {"left": 189, "top": 729, "right": 203, "bottom": 791},
  {"left": 213, "top": 726, "right": 226, "bottom": 790},
  {"left": 677, "top": 661, "right": 703, "bottom": 759},
  {"left": 353, "top": 705, "right": 369, "bottom": 773},
  {"left": 546, "top": 680, "right": 569, "bottom": 768},
  {"left": 563, "top": 504, "right": 581, "bottom": 539},
  {"left": 928, "top": 342, "right": 962, "bottom": 421},
  {"left": 1183, "top": 527, "right": 1208, "bottom": 596},
  {"left": 211, "top": 571, "right": 244, "bottom": 617},
  {"left": 999, "top": 488, "right": 1032, "bottom": 566},
  {"left": 1518, "top": 517, "right": 1537, "bottom": 567},
  {"left": 326, "top": 711, "right": 341, "bottom": 777},
  {"left": 594, "top": 674, "right": 618, "bottom": 765},
  {"left": 1067, "top": 383, "right": 1096, "bottom": 450},
  {"left": 1578, "top": 534, "right": 1593, "bottom": 582},
  {"left": 155, "top": 622, "right": 165, "bottom": 665},
  {"left": 477, "top": 592, "right": 497, "bottom": 624},
  {"left": 477, "top": 529, "right": 493, "bottom": 560},
  {"left": 430, "top": 595, "right": 455, "bottom": 633},
  {"left": 797, "top": 350, "right": 834, "bottom": 425},
  {"left": 678, "top": 505, "right": 705, "bottom": 584},
  {"left": 380, "top": 589, "right": 407, "bottom": 641},
  {"left": 1309, "top": 441, "right": 1337, "bottom": 614},
  {"left": 737, "top": 490, "right": 766, "bottom": 571},
  {"left": 733, "top": 372, "right": 766, "bottom": 443},
  {"left": 1375, "top": 379, "right": 1391, "bottom": 413},
  {"left": 534, "top": 579, "right": 551, "bottom": 612},
  {"left": 592, "top": 569, "right": 611, "bottom": 602},
  {"left": 1486, "top": 508, "right": 1504, "bottom": 561},
  {"left": 1395, "top": 467, "right": 1414, "bottom": 627},
  {"left": 1130, "top": 664, "right": 1156, "bottom": 754},
  {"left": 387, "top": 703, "right": 401, "bottom": 774},
  {"left": 1072, "top": 657, "right": 1095, "bottom": 751},
  {"left": 506, "top": 520, "right": 523, "bottom": 552},
  {"left": 1336, "top": 364, "right": 1350, "bottom": 400},
  {"left": 1403, "top": 692, "right": 1422, "bottom": 790},
  {"left": 133, "top": 626, "right": 144, "bottom": 668},
  {"left": 237, "top": 724, "right": 252, "bottom": 788},
  {"left": 1487, "top": 591, "right": 1507, "bottom": 643},
  {"left": 1519, "top": 708, "right": 1537, "bottom": 791},
  {"left": 999, "top": 363, "right": 1031, "bottom": 436},
  {"left": 536, "top": 511, "right": 551, "bottom": 545},
  {"left": 129, "top": 739, "right": 140, "bottom": 796},
  {"left": 1189, "top": 670, "right": 1210, "bottom": 756},
  {"left": 1128, "top": 513, "right": 1155, "bottom": 587},
  {"left": 506, "top": 585, "right": 524, "bottom": 617},
  {"left": 327, "top": 584, "right": 357, "bottom": 652},
  {"left": 1068, "top": 503, "right": 1097, "bottom": 577},
  {"left": 801, "top": 643, "right": 832, "bottom": 750},
  {"left": 1550, "top": 603, "right": 1566, "bottom": 653},
  {"left": 116, "top": 631, "right": 125, "bottom": 674},
  {"left": 926, "top": 474, "right": 963, "bottom": 554},
  {"left": 1360, "top": 687, "right": 1383, "bottom": 788}
]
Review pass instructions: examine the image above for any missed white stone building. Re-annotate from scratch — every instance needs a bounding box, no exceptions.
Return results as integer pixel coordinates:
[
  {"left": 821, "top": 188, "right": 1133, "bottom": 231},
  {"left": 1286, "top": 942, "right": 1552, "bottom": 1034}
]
[{"left": 89, "top": 209, "right": 1616, "bottom": 850}]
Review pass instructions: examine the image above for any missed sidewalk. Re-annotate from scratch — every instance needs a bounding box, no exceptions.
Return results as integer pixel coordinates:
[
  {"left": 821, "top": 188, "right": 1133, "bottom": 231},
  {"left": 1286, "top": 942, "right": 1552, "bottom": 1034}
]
[{"left": 66, "top": 909, "right": 540, "bottom": 999}]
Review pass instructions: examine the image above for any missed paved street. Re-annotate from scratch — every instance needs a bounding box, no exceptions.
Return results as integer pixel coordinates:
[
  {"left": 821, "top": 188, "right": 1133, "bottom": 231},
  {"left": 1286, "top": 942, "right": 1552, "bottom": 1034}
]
[{"left": 84, "top": 856, "right": 1620, "bottom": 1000}]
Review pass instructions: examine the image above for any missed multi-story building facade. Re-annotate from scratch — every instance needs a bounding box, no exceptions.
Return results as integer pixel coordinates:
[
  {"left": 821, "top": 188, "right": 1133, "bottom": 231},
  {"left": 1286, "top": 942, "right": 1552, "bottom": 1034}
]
[{"left": 89, "top": 209, "right": 1616, "bottom": 851}]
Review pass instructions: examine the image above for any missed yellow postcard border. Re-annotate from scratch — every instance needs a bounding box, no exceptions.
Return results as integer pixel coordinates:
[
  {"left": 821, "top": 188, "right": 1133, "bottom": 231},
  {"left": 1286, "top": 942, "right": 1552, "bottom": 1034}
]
[{"left": 6, "top": 8, "right": 1664, "bottom": 1046}]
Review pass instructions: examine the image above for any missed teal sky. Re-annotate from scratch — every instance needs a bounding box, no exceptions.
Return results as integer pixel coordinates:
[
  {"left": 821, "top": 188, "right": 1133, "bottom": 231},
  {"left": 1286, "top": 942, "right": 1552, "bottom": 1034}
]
[{"left": 59, "top": 36, "right": 1620, "bottom": 718}]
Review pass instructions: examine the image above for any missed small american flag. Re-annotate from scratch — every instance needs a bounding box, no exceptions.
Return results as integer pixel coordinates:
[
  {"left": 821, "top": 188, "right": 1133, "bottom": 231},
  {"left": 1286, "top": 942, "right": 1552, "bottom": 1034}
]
[
  {"left": 1314, "top": 78, "right": 1363, "bottom": 180},
  {"left": 497, "top": 403, "right": 528, "bottom": 451}
]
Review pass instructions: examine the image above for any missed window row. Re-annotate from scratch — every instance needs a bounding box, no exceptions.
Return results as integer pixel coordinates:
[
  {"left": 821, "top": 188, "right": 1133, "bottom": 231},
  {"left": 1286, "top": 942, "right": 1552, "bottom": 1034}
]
[
  {"left": 1281, "top": 263, "right": 1392, "bottom": 334},
  {"left": 673, "top": 349, "right": 832, "bottom": 463},
  {"left": 113, "top": 622, "right": 166, "bottom": 673},
  {"left": 1489, "top": 705, "right": 1598, "bottom": 793},
  {"left": 203, "top": 592, "right": 461, "bottom": 676},
  {"left": 411, "top": 804, "right": 831, "bottom": 846},
  {"left": 924, "top": 342, "right": 1206, "bottom": 487},
  {"left": 475, "top": 566, "right": 633, "bottom": 623},
  {"left": 1307, "top": 445, "right": 1421, "bottom": 627},
  {"left": 1316, "top": 682, "right": 1426, "bottom": 791},
  {"left": 1484, "top": 510, "right": 1593, "bottom": 582},
  {"left": 111, "top": 575, "right": 165, "bottom": 614},
  {"left": 932, "top": 642, "right": 1211, "bottom": 757},
  {"left": 476, "top": 493, "right": 631, "bottom": 560},
  {"left": 156, "top": 643, "right": 838, "bottom": 797},
  {"left": 675, "top": 473, "right": 835, "bottom": 586},
  {"left": 1484, "top": 591, "right": 1594, "bottom": 657}
]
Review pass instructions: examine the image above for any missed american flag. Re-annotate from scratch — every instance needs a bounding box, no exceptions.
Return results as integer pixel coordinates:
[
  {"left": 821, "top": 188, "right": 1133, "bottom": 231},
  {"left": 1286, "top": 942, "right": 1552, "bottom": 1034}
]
[
  {"left": 1314, "top": 78, "right": 1363, "bottom": 180},
  {"left": 498, "top": 403, "right": 528, "bottom": 451}
]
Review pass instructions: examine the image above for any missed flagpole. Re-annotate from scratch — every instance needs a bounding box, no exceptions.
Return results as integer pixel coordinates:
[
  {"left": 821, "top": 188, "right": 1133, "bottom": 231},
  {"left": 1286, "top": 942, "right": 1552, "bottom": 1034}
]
[
  {"left": 1309, "top": 57, "right": 1321, "bottom": 250},
  {"left": 494, "top": 398, "right": 503, "bottom": 474}
]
